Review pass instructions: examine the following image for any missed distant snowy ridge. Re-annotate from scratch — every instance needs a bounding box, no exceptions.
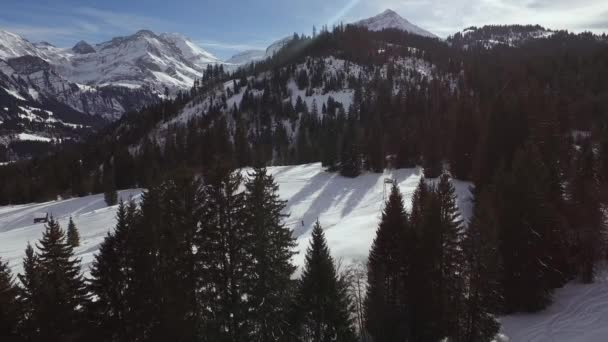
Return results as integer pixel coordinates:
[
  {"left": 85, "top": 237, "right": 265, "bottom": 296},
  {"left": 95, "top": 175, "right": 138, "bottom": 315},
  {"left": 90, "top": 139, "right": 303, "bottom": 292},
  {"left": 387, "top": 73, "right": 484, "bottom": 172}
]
[
  {"left": 354, "top": 9, "right": 438, "bottom": 38},
  {"left": 0, "top": 28, "right": 224, "bottom": 93},
  {"left": 226, "top": 49, "right": 266, "bottom": 65}
]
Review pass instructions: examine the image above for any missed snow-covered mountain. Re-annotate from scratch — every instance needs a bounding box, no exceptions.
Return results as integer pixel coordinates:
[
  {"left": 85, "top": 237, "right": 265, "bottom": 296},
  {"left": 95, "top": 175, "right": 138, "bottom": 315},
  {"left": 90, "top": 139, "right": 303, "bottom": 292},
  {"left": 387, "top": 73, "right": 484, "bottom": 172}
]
[
  {"left": 227, "top": 36, "right": 295, "bottom": 66},
  {"left": 0, "top": 28, "right": 225, "bottom": 97},
  {"left": 0, "top": 28, "right": 228, "bottom": 158},
  {"left": 50, "top": 30, "right": 222, "bottom": 91},
  {"left": 354, "top": 9, "right": 438, "bottom": 38},
  {"left": 0, "top": 30, "right": 43, "bottom": 60},
  {"left": 226, "top": 49, "right": 266, "bottom": 65}
]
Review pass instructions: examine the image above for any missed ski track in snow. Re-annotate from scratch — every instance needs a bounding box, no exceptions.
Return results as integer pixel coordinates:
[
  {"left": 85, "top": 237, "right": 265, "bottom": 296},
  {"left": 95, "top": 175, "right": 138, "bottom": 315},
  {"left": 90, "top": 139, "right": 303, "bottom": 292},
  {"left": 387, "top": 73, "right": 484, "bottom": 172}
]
[
  {"left": 499, "top": 268, "right": 608, "bottom": 342},
  {"left": 5, "top": 163, "right": 608, "bottom": 340}
]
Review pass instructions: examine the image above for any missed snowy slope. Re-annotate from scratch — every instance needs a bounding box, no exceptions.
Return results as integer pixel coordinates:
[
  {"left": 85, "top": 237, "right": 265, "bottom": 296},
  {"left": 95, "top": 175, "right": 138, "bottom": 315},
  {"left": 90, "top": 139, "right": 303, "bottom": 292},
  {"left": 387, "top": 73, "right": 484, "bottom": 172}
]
[
  {"left": 499, "top": 269, "right": 608, "bottom": 341},
  {"left": 226, "top": 49, "right": 266, "bottom": 65},
  {"left": 354, "top": 9, "right": 438, "bottom": 38},
  {"left": 0, "top": 30, "right": 43, "bottom": 60},
  {"left": 0, "top": 163, "right": 472, "bottom": 277}
]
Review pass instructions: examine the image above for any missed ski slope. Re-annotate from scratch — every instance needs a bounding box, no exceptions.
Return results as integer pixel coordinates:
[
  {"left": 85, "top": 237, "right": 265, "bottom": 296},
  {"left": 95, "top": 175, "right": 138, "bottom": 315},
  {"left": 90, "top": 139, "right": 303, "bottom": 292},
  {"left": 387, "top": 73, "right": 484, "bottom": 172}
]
[
  {"left": 5, "top": 163, "right": 607, "bottom": 340},
  {"left": 0, "top": 163, "right": 472, "bottom": 275},
  {"left": 499, "top": 268, "right": 608, "bottom": 342}
]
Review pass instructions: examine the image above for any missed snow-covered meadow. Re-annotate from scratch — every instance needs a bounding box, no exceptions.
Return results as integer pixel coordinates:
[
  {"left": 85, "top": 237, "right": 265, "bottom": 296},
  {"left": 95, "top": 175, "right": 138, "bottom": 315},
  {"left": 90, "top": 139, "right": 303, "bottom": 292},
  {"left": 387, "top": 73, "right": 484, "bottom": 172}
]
[{"left": 0, "top": 163, "right": 471, "bottom": 275}]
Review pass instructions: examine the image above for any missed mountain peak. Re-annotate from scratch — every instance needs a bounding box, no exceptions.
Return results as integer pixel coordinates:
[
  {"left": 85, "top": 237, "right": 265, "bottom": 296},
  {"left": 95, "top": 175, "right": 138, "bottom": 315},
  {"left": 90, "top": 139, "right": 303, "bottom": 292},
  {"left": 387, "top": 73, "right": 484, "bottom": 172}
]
[
  {"left": 355, "top": 9, "right": 438, "bottom": 38},
  {"left": 72, "top": 40, "right": 95, "bottom": 54},
  {"left": 380, "top": 9, "right": 399, "bottom": 16},
  {"left": 134, "top": 29, "right": 157, "bottom": 38}
]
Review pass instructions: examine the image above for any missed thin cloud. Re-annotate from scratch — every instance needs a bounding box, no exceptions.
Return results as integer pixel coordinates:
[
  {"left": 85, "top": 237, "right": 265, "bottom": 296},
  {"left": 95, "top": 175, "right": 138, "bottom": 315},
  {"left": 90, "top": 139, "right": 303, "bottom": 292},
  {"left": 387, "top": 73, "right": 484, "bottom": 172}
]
[
  {"left": 196, "top": 40, "right": 267, "bottom": 52},
  {"left": 73, "top": 7, "right": 169, "bottom": 33},
  {"left": 343, "top": 0, "right": 608, "bottom": 37},
  {"left": 0, "top": 5, "right": 173, "bottom": 46}
]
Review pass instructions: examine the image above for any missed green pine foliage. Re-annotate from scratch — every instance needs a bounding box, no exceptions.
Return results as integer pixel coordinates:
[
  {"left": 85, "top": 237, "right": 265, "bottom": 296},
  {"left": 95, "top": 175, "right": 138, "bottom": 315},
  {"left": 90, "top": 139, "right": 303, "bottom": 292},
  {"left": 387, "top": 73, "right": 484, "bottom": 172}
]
[
  {"left": 567, "top": 140, "right": 607, "bottom": 283},
  {"left": 26, "top": 218, "right": 89, "bottom": 341},
  {"left": 461, "top": 190, "right": 502, "bottom": 342},
  {"left": 243, "top": 168, "right": 297, "bottom": 341},
  {"left": 0, "top": 257, "right": 22, "bottom": 341},
  {"left": 196, "top": 170, "right": 251, "bottom": 341},
  {"left": 365, "top": 184, "right": 411, "bottom": 341},
  {"left": 103, "top": 160, "right": 118, "bottom": 206},
  {"left": 66, "top": 217, "right": 80, "bottom": 248},
  {"left": 293, "top": 221, "right": 357, "bottom": 342}
]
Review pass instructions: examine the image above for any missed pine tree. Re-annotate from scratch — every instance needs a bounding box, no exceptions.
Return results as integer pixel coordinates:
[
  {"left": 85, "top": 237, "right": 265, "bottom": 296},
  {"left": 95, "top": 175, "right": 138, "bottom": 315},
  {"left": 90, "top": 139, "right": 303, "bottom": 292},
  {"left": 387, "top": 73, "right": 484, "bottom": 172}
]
[
  {"left": 119, "top": 181, "right": 201, "bottom": 342},
  {"left": 340, "top": 131, "right": 360, "bottom": 178},
  {"left": 293, "top": 221, "right": 356, "bottom": 342},
  {"left": 66, "top": 217, "right": 80, "bottom": 248},
  {"left": 103, "top": 160, "right": 118, "bottom": 206},
  {"left": 497, "top": 143, "right": 564, "bottom": 312},
  {"left": 461, "top": 190, "right": 502, "bottom": 342},
  {"left": 88, "top": 200, "right": 137, "bottom": 341},
  {"left": 435, "top": 174, "right": 466, "bottom": 339},
  {"left": 365, "top": 184, "right": 410, "bottom": 341},
  {"left": 0, "top": 257, "right": 22, "bottom": 341},
  {"left": 32, "top": 217, "right": 89, "bottom": 341},
  {"left": 568, "top": 140, "right": 606, "bottom": 283},
  {"left": 243, "top": 168, "right": 296, "bottom": 341},
  {"left": 18, "top": 243, "right": 40, "bottom": 341},
  {"left": 234, "top": 116, "right": 252, "bottom": 168},
  {"left": 196, "top": 169, "right": 250, "bottom": 342},
  {"left": 408, "top": 176, "right": 466, "bottom": 341}
]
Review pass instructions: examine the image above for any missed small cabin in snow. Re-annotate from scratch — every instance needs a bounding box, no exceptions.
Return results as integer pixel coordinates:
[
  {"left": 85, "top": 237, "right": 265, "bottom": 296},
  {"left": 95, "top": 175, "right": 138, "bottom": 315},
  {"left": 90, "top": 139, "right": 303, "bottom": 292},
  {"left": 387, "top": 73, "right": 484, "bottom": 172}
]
[{"left": 33, "top": 213, "right": 49, "bottom": 224}]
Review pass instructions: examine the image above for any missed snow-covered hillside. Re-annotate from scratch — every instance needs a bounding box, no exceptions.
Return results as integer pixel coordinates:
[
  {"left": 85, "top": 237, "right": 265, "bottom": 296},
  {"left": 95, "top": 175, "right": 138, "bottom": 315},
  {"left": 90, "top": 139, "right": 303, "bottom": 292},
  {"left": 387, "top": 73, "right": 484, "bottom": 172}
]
[
  {"left": 355, "top": 9, "right": 438, "bottom": 38},
  {"left": 159, "top": 55, "right": 436, "bottom": 144},
  {"left": 0, "top": 163, "right": 472, "bottom": 276},
  {"left": 226, "top": 49, "right": 266, "bottom": 65},
  {"left": 499, "top": 269, "right": 608, "bottom": 341}
]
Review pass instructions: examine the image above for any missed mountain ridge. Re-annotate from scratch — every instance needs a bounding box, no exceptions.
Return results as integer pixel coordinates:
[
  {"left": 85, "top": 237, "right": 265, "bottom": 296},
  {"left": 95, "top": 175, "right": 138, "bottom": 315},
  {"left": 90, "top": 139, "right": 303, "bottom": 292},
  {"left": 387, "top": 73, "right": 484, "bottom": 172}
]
[{"left": 354, "top": 9, "right": 438, "bottom": 38}]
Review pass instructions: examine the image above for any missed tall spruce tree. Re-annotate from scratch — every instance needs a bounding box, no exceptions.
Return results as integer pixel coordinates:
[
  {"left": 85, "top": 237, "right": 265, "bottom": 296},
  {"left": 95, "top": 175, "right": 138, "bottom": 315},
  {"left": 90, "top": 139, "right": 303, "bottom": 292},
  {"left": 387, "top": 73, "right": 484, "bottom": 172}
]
[
  {"left": 103, "top": 160, "right": 118, "bottom": 206},
  {"left": 88, "top": 200, "right": 138, "bottom": 342},
  {"left": 462, "top": 190, "right": 502, "bottom": 342},
  {"left": 408, "top": 179, "right": 444, "bottom": 341},
  {"left": 32, "top": 218, "right": 89, "bottom": 341},
  {"left": 340, "top": 134, "right": 361, "bottom": 178},
  {"left": 196, "top": 169, "right": 251, "bottom": 342},
  {"left": 66, "top": 217, "right": 80, "bottom": 248},
  {"left": 496, "top": 143, "right": 564, "bottom": 312},
  {"left": 243, "top": 168, "right": 296, "bottom": 341},
  {"left": 568, "top": 140, "right": 607, "bottom": 283},
  {"left": 18, "top": 243, "right": 40, "bottom": 342},
  {"left": 0, "top": 257, "right": 22, "bottom": 341},
  {"left": 293, "top": 221, "right": 356, "bottom": 342},
  {"left": 122, "top": 181, "right": 201, "bottom": 342},
  {"left": 435, "top": 174, "right": 466, "bottom": 339},
  {"left": 365, "top": 184, "right": 411, "bottom": 341}
]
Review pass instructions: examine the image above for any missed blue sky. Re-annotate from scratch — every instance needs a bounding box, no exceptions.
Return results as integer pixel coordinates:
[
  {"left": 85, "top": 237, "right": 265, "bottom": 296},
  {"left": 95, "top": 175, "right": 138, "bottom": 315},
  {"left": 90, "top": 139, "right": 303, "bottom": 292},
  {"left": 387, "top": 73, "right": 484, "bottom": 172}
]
[{"left": 1, "top": 0, "right": 607, "bottom": 59}]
